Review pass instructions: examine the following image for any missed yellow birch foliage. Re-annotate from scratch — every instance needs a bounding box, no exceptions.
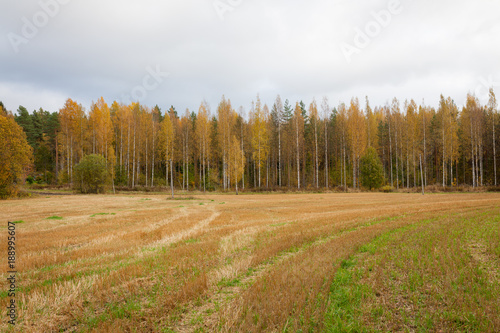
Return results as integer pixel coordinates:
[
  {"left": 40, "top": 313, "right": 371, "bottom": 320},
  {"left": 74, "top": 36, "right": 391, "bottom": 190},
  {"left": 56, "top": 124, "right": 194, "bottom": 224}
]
[
  {"left": 89, "top": 97, "right": 114, "bottom": 159},
  {"left": 0, "top": 108, "right": 33, "bottom": 198},
  {"left": 347, "top": 98, "right": 367, "bottom": 162},
  {"left": 229, "top": 136, "right": 245, "bottom": 186},
  {"left": 196, "top": 102, "right": 212, "bottom": 168},
  {"left": 159, "top": 111, "right": 174, "bottom": 163},
  {"left": 251, "top": 96, "right": 269, "bottom": 186}
]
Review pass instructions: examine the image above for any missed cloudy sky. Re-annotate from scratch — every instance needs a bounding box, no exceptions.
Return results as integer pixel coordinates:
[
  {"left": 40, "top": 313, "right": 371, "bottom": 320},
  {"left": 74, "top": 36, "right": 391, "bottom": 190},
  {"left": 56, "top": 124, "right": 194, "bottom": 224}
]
[{"left": 1, "top": 0, "right": 499, "bottom": 115}]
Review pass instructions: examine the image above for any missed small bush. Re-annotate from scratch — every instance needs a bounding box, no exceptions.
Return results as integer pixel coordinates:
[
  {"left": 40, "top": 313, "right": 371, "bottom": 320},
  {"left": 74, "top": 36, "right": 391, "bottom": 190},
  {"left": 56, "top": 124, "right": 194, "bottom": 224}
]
[
  {"left": 334, "top": 186, "right": 348, "bottom": 192},
  {"left": 360, "top": 147, "right": 385, "bottom": 190},
  {"left": 487, "top": 186, "right": 500, "bottom": 192},
  {"left": 73, "top": 154, "right": 110, "bottom": 194},
  {"left": 381, "top": 185, "right": 394, "bottom": 193}
]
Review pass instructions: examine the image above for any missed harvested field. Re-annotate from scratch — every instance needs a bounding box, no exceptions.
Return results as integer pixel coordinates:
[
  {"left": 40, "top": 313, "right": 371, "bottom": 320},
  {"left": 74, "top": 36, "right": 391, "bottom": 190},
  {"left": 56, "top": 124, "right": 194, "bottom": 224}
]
[{"left": 1, "top": 192, "right": 500, "bottom": 332}]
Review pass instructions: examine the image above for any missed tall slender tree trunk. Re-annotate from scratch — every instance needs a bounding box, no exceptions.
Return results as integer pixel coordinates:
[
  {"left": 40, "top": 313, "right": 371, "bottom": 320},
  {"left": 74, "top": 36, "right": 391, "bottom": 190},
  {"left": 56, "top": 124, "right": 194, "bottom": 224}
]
[
  {"left": 253, "top": 159, "right": 256, "bottom": 188},
  {"left": 152, "top": 125, "right": 155, "bottom": 187},
  {"left": 240, "top": 121, "right": 244, "bottom": 190},
  {"left": 266, "top": 157, "right": 269, "bottom": 188},
  {"left": 132, "top": 125, "right": 136, "bottom": 188},
  {"left": 340, "top": 138, "right": 343, "bottom": 188},
  {"left": 120, "top": 123, "right": 123, "bottom": 175},
  {"left": 395, "top": 124, "right": 399, "bottom": 189},
  {"left": 166, "top": 146, "right": 169, "bottom": 188},
  {"left": 278, "top": 123, "right": 281, "bottom": 187},
  {"left": 315, "top": 122, "right": 318, "bottom": 188},
  {"left": 55, "top": 132, "right": 59, "bottom": 183},
  {"left": 325, "top": 120, "right": 328, "bottom": 188},
  {"left": 352, "top": 151, "right": 356, "bottom": 189},
  {"left": 70, "top": 137, "right": 73, "bottom": 183},
  {"left": 420, "top": 154, "right": 424, "bottom": 195},
  {"left": 127, "top": 121, "right": 130, "bottom": 186},
  {"left": 476, "top": 142, "right": 480, "bottom": 187},
  {"left": 66, "top": 129, "right": 69, "bottom": 182},
  {"left": 450, "top": 116, "right": 453, "bottom": 186},
  {"left": 412, "top": 141, "right": 416, "bottom": 188},
  {"left": 343, "top": 137, "right": 346, "bottom": 190},
  {"left": 407, "top": 142, "right": 410, "bottom": 189},
  {"left": 137, "top": 159, "right": 140, "bottom": 186},
  {"left": 480, "top": 136, "right": 483, "bottom": 186},
  {"left": 494, "top": 113, "right": 497, "bottom": 186},
  {"left": 287, "top": 156, "right": 290, "bottom": 188},
  {"left": 400, "top": 127, "right": 404, "bottom": 188},
  {"left": 296, "top": 119, "right": 300, "bottom": 189},
  {"left": 470, "top": 119, "right": 476, "bottom": 188},
  {"left": 442, "top": 126, "right": 445, "bottom": 187},
  {"left": 170, "top": 159, "right": 174, "bottom": 198},
  {"left": 423, "top": 111, "right": 427, "bottom": 186},
  {"left": 389, "top": 117, "right": 393, "bottom": 187},
  {"left": 145, "top": 132, "right": 148, "bottom": 187},
  {"left": 258, "top": 137, "right": 262, "bottom": 188},
  {"left": 235, "top": 154, "right": 239, "bottom": 195}
]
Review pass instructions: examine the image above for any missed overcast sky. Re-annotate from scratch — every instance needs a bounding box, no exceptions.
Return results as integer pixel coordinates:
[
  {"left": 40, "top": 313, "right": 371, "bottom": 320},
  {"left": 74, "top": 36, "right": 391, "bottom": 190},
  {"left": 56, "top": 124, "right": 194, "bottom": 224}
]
[{"left": 1, "top": 0, "right": 499, "bottom": 115}]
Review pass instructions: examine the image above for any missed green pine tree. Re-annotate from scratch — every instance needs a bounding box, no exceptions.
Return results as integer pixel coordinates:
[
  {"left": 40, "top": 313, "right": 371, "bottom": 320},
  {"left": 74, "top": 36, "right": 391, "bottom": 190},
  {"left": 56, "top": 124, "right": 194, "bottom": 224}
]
[{"left": 360, "top": 147, "right": 385, "bottom": 190}]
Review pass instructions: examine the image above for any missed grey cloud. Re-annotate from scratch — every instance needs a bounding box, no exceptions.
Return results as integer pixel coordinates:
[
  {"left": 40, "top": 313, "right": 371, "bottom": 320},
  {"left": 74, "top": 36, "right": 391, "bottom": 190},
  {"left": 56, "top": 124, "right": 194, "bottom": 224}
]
[{"left": 1, "top": 0, "right": 499, "bottom": 113}]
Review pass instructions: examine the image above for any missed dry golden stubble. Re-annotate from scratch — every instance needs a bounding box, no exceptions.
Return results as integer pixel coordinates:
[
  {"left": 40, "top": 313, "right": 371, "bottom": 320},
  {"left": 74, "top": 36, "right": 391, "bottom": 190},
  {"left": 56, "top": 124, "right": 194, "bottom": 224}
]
[{"left": 1, "top": 193, "right": 500, "bottom": 332}]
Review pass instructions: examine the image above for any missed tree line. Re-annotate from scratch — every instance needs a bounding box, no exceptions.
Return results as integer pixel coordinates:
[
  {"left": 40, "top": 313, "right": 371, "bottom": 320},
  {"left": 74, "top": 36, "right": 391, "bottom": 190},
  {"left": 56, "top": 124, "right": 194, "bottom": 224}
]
[{"left": 1, "top": 89, "right": 498, "bottom": 194}]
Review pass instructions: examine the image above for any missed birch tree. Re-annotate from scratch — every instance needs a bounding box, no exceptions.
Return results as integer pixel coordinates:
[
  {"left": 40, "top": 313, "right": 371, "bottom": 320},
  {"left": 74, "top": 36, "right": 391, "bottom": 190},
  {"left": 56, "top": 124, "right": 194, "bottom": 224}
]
[
  {"left": 321, "top": 97, "right": 330, "bottom": 188},
  {"left": 347, "top": 98, "right": 366, "bottom": 189},
  {"left": 251, "top": 96, "right": 269, "bottom": 188},
  {"left": 229, "top": 136, "right": 245, "bottom": 194},
  {"left": 309, "top": 99, "right": 320, "bottom": 188},
  {"left": 488, "top": 89, "right": 498, "bottom": 185},
  {"left": 293, "top": 102, "right": 304, "bottom": 189}
]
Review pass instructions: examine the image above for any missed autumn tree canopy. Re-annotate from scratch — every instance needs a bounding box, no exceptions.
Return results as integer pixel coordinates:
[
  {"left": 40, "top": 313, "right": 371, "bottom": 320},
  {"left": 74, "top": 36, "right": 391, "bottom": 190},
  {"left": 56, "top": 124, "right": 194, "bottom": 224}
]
[
  {"left": 0, "top": 107, "right": 33, "bottom": 199},
  {"left": 5, "top": 89, "right": 500, "bottom": 194}
]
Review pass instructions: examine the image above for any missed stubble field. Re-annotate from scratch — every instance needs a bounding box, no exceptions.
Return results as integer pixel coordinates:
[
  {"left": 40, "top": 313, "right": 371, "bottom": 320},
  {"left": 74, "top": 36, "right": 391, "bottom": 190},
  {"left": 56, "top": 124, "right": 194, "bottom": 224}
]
[{"left": 1, "top": 192, "right": 500, "bottom": 332}]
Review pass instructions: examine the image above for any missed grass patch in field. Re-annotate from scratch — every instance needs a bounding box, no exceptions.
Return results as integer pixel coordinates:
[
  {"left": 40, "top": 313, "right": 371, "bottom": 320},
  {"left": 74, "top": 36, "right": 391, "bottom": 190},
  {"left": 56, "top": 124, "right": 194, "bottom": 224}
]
[
  {"left": 217, "top": 277, "right": 242, "bottom": 288},
  {"left": 190, "top": 313, "right": 204, "bottom": 325},
  {"left": 324, "top": 257, "right": 368, "bottom": 333},
  {"left": 169, "top": 196, "right": 196, "bottom": 201},
  {"left": 270, "top": 222, "right": 290, "bottom": 227},
  {"left": 84, "top": 298, "right": 143, "bottom": 329},
  {"left": 11, "top": 220, "right": 24, "bottom": 224},
  {"left": 109, "top": 298, "right": 142, "bottom": 319},
  {"left": 323, "top": 219, "right": 435, "bottom": 331},
  {"left": 46, "top": 216, "right": 63, "bottom": 220},
  {"left": 323, "top": 210, "right": 500, "bottom": 332},
  {"left": 90, "top": 213, "right": 116, "bottom": 217}
]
